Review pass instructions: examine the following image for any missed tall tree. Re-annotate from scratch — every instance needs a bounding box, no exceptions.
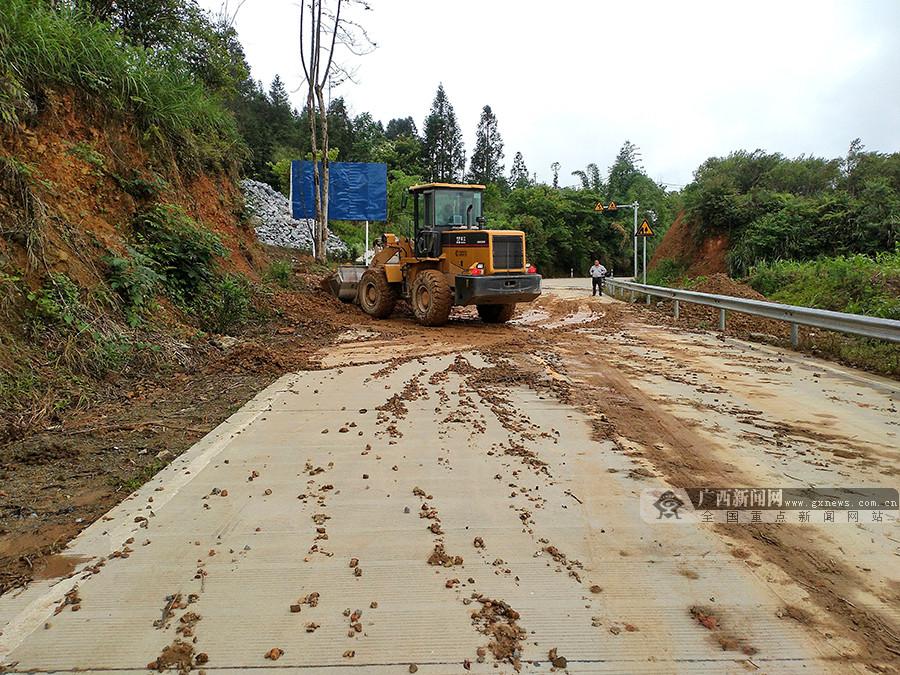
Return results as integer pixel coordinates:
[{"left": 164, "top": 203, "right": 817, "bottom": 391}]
[
  {"left": 550, "top": 161, "right": 561, "bottom": 189},
  {"left": 509, "top": 151, "right": 530, "bottom": 189},
  {"left": 325, "top": 97, "right": 354, "bottom": 159},
  {"left": 608, "top": 140, "right": 643, "bottom": 198},
  {"left": 469, "top": 105, "right": 504, "bottom": 184},
  {"left": 385, "top": 117, "right": 418, "bottom": 140},
  {"left": 265, "top": 75, "right": 299, "bottom": 144},
  {"left": 571, "top": 162, "right": 604, "bottom": 192},
  {"left": 421, "top": 84, "right": 465, "bottom": 182},
  {"left": 350, "top": 112, "right": 385, "bottom": 162},
  {"left": 298, "top": 0, "right": 373, "bottom": 261}
]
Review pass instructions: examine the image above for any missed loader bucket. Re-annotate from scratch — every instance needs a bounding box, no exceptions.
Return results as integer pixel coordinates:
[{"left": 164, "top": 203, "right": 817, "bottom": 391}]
[{"left": 328, "top": 264, "right": 367, "bottom": 303}]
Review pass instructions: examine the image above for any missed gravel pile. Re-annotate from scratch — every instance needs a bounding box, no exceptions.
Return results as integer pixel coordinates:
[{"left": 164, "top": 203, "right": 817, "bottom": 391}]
[{"left": 241, "top": 179, "right": 348, "bottom": 256}]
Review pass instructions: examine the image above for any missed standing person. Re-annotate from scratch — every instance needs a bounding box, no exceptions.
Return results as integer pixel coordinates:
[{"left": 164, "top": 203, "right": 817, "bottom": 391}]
[{"left": 589, "top": 259, "right": 607, "bottom": 296}]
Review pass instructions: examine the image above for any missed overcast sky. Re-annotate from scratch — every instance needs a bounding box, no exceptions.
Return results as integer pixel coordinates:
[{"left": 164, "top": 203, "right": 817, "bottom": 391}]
[{"left": 201, "top": 0, "right": 900, "bottom": 188}]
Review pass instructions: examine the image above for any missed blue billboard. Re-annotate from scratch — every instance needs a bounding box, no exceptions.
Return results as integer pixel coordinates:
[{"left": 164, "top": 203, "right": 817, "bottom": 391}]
[{"left": 291, "top": 161, "right": 388, "bottom": 221}]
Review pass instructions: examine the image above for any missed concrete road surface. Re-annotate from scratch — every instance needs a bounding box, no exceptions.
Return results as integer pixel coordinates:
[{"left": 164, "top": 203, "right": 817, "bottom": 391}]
[{"left": 1, "top": 279, "right": 897, "bottom": 673}]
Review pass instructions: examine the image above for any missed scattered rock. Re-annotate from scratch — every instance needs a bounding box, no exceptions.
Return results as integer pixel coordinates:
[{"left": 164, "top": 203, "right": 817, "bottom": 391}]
[
  {"left": 548, "top": 647, "right": 567, "bottom": 669},
  {"left": 148, "top": 639, "right": 194, "bottom": 673},
  {"left": 427, "top": 543, "right": 463, "bottom": 567},
  {"left": 241, "top": 179, "right": 348, "bottom": 255}
]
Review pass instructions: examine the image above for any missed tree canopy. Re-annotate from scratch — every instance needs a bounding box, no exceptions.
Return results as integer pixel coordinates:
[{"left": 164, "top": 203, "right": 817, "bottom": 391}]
[
  {"left": 421, "top": 84, "right": 465, "bottom": 182},
  {"left": 469, "top": 105, "right": 504, "bottom": 185}
]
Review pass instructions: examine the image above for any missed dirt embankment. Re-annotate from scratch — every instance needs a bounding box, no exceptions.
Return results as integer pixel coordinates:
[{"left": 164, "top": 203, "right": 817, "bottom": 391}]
[
  {"left": 0, "top": 91, "right": 368, "bottom": 592},
  {"left": 649, "top": 210, "right": 728, "bottom": 276}
]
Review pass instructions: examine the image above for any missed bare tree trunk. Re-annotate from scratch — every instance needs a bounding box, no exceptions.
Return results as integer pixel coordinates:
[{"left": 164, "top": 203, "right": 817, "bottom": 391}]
[
  {"left": 316, "top": 84, "right": 330, "bottom": 260},
  {"left": 308, "top": 89, "right": 324, "bottom": 260},
  {"left": 298, "top": 0, "right": 370, "bottom": 261}
]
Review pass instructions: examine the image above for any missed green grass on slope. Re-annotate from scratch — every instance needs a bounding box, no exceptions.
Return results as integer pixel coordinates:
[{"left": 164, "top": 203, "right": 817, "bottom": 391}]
[{"left": 0, "top": 0, "right": 243, "bottom": 169}]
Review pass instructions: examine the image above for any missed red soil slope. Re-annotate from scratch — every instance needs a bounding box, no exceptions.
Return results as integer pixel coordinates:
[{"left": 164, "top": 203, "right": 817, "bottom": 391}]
[{"left": 649, "top": 210, "right": 729, "bottom": 276}]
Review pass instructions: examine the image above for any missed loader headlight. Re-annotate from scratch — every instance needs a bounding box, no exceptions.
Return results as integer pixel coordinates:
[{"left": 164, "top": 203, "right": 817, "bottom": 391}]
[
  {"left": 468, "top": 262, "right": 484, "bottom": 276},
  {"left": 527, "top": 263, "right": 536, "bottom": 274}
]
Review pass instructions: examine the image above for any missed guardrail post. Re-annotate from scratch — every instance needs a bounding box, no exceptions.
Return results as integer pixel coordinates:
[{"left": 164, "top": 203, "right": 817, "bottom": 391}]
[
  {"left": 791, "top": 323, "right": 799, "bottom": 348},
  {"left": 719, "top": 308, "right": 726, "bottom": 331},
  {"left": 674, "top": 300, "right": 679, "bottom": 320},
  {"left": 630, "top": 290, "right": 635, "bottom": 303}
]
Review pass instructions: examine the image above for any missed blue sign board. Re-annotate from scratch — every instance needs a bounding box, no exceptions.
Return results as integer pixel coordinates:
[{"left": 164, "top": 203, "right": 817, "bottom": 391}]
[{"left": 291, "top": 161, "right": 388, "bottom": 221}]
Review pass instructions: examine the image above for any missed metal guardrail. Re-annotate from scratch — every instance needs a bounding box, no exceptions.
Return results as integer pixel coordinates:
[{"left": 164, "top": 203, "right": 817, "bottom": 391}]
[{"left": 603, "top": 278, "right": 900, "bottom": 346}]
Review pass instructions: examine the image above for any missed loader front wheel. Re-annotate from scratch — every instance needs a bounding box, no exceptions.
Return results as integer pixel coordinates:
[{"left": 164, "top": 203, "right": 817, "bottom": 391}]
[
  {"left": 477, "top": 303, "right": 516, "bottom": 324},
  {"left": 411, "top": 270, "right": 452, "bottom": 327},
  {"left": 357, "top": 268, "right": 397, "bottom": 319}
]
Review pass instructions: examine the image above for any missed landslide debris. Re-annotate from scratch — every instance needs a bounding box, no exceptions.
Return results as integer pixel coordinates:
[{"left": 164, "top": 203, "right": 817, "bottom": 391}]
[{"left": 470, "top": 596, "right": 526, "bottom": 670}]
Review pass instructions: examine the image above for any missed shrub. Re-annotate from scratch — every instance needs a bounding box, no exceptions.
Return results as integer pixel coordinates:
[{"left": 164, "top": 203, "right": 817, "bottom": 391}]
[
  {"left": 746, "top": 248, "right": 900, "bottom": 319},
  {"left": 646, "top": 258, "right": 688, "bottom": 287},
  {"left": 66, "top": 141, "right": 105, "bottom": 171},
  {"left": 266, "top": 260, "right": 292, "bottom": 287},
  {"left": 196, "top": 273, "right": 253, "bottom": 334},
  {"left": 26, "top": 272, "right": 82, "bottom": 330},
  {"left": 105, "top": 248, "right": 161, "bottom": 326},
  {"left": 113, "top": 170, "right": 169, "bottom": 202},
  {"left": 132, "top": 204, "right": 226, "bottom": 300}
]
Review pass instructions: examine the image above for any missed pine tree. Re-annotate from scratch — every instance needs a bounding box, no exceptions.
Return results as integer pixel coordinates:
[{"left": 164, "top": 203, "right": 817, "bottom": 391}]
[
  {"left": 469, "top": 105, "right": 504, "bottom": 184},
  {"left": 421, "top": 84, "right": 465, "bottom": 182},
  {"left": 550, "top": 162, "right": 561, "bottom": 188},
  {"left": 510, "top": 151, "right": 530, "bottom": 189},
  {"left": 268, "top": 75, "right": 291, "bottom": 110},
  {"left": 326, "top": 97, "right": 354, "bottom": 160},
  {"left": 385, "top": 117, "right": 418, "bottom": 140}
]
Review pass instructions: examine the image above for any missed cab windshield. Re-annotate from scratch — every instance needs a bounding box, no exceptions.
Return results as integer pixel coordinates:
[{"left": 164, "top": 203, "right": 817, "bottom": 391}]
[{"left": 433, "top": 190, "right": 482, "bottom": 228}]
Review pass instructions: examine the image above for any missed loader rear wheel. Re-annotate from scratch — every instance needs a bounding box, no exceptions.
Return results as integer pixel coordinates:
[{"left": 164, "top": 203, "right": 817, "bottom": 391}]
[
  {"left": 357, "top": 268, "right": 397, "bottom": 319},
  {"left": 411, "top": 270, "right": 452, "bottom": 327},
  {"left": 477, "top": 303, "right": 516, "bottom": 324}
]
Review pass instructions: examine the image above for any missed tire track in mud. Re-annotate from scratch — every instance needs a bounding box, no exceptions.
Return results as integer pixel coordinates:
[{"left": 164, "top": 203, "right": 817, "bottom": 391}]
[
  {"left": 321, "top": 291, "right": 897, "bottom": 669},
  {"left": 362, "top": 351, "right": 605, "bottom": 671},
  {"left": 555, "top": 343, "right": 900, "bottom": 669}
]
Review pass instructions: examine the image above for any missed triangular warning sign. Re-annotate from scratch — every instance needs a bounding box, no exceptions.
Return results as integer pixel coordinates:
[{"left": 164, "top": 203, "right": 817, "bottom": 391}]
[
  {"left": 594, "top": 202, "right": 605, "bottom": 212},
  {"left": 606, "top": 201, "right": 618, "bottom": 212},
  {"left": 638, "top": 220, "right": 655, "bottom": 236}
]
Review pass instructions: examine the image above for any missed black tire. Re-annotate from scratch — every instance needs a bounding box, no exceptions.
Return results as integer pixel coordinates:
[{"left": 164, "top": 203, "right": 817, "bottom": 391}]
[
  {"left": 357, "top": 268, "right": 397, "bottom": 319},
  {"left": 477, "top": 303, "right": 516, "bottom": 324},
  {"left": 411, "top": 269, "right": 452, "bottom": 327}
]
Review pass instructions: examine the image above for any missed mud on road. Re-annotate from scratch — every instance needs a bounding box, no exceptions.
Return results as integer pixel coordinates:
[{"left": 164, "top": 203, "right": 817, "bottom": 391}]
[{"left": 1, "top": 277, "right": 898, "bottom": 673}]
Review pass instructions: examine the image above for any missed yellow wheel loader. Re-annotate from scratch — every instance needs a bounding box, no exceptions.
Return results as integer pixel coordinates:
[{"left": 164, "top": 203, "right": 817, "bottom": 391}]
[{"left": 328, "top": 183, "right": 542, "bottom": 327}]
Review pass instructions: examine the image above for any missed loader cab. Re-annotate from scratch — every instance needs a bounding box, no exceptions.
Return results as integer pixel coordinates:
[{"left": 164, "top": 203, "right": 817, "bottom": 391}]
[{"left": 410, "top": 183, "right": 485, "bottom": 234}]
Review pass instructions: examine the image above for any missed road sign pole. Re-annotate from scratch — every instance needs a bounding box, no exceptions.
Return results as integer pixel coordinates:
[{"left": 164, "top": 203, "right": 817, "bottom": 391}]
[
  {"left": 633, "top": 203, "right": 638, "bottom": 279},
  {"left": 642, "top": 235, "right": 647, "bottom": 285}
]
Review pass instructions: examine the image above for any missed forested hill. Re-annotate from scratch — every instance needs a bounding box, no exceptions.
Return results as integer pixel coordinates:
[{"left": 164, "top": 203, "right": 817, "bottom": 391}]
[{"left": 2, "top": 0, "right": 896, "bottom": 281}]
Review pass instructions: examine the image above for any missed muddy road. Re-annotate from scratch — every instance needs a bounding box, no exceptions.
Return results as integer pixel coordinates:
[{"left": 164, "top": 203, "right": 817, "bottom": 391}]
[{"left": 1, "top": 278, "right": 897, "bottom": 673}]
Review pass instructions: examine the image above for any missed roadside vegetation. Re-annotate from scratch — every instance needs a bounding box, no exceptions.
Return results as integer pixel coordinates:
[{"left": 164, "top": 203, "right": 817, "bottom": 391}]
[
  {"left": 682, "top": 145, "right": 899, "bottom": 277},
  {"left": 747, "top": 249, "right": 900, "bottom": 320},
  {"left": 0, "top": 0, "right": 245, "bottom": 170}
]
